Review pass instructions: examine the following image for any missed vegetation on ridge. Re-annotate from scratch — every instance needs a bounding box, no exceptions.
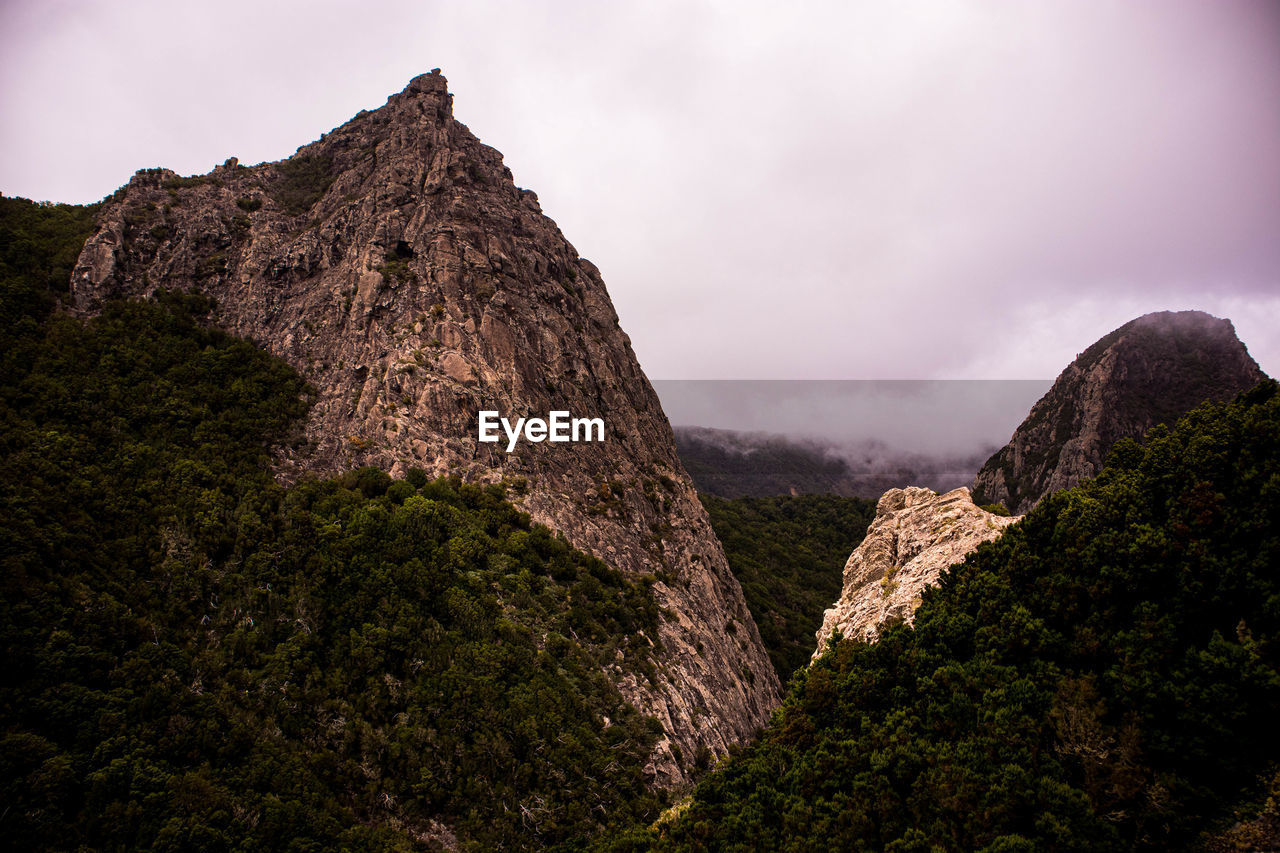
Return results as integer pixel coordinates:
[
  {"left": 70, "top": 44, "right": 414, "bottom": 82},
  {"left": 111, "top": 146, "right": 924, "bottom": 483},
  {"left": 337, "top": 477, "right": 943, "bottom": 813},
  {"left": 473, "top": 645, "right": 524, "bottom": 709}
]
[
  {"left": 272, "top": 153, "right": 336, "bottom": 216},
  {"left": 0, "top": 196, "right": 98, "bottom": 331}
]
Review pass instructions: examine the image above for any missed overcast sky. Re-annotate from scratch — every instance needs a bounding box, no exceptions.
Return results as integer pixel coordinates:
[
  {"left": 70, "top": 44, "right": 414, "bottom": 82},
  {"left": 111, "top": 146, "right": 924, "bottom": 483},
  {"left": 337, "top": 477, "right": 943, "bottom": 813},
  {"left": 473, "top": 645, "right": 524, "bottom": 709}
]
[{"left": 3, "top": 0, "right": 1278, "bottom": 381}]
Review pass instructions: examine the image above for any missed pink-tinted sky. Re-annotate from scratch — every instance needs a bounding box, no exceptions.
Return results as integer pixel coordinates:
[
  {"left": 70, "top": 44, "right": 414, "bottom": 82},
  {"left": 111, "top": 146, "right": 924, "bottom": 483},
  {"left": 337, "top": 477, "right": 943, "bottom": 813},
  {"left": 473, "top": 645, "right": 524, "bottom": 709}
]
[{"left": 3, "top": 0, "right": 1277, "bottom": 380}]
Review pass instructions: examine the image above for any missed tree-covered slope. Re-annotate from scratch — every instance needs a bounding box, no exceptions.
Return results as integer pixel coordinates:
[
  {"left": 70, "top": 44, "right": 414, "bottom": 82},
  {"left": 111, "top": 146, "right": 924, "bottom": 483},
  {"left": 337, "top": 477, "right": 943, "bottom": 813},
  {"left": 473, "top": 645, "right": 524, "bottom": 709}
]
[
  {"left": 699, "top": 495, "right": 875, "bottom": 683},
  {"left": 1, "top": 196, "right": 100, "bottom": 377},
  {"left": 633, "top": 381, "right": 1280, "bottom": 851},
  {"left": 0, "top": 198, "right": 666, "bottom": 851}
]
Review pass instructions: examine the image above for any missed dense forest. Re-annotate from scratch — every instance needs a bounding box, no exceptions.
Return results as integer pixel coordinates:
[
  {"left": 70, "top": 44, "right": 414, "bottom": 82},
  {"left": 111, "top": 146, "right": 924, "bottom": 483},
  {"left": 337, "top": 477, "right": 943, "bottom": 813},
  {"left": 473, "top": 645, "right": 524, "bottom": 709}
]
[
  {"left": 700, "top": 494, "right": 875, "bottom": 683},
  {"left": 0, "top": 197, "right": 667, "bottom": 851},
  {"left": 620, "top": 382, "right": 1280, "bottom": 851}
]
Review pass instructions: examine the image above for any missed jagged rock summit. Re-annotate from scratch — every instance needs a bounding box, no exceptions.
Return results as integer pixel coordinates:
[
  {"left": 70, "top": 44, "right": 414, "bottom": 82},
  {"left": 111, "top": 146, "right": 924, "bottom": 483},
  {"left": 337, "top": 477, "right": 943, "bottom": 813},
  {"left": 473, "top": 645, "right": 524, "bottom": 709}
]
[
  {"left": 972, "top": 310, "right": 1266, "bottom": 514},
  {"left": 812, "top": 486, "right": 1017, "bottom": 660},
  {"left": 69, "top": 70, "right": 780, "bottom": 785}
]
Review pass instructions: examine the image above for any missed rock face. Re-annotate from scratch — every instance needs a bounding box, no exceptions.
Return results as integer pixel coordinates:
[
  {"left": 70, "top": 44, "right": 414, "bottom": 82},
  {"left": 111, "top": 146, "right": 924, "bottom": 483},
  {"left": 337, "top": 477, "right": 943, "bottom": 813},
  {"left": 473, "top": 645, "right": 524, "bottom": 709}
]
[
  {"left": 972, "top": 310, "right": 1266, "bottom": 515},
  {"left": 812, "top": 487, "right": 1016, "bottom": 659},
  {"left": 69, "top": 70, "right": 779, "bottom": 785}
]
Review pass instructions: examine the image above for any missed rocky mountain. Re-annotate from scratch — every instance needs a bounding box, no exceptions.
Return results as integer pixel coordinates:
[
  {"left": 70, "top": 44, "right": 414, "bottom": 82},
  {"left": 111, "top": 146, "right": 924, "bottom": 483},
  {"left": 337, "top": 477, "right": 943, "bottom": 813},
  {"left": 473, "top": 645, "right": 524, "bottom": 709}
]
[
  {"left": 674, "top": 425, "right": 991, "bottom": 499},
  {"left": 67, "top": 70, "right": 778, "bottom": 785},
  {"left": 972, "top": 310, "right": 1266, "bottom": 514},
  {"left": 812, "top": 486, "right": 1017, "bottom": 659}
]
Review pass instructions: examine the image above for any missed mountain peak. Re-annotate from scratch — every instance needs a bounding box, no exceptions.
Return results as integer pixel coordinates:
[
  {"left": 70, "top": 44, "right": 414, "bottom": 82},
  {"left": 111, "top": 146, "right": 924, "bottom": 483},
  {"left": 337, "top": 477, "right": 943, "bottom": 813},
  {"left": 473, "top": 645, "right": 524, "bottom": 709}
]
[
  {"left": 406, "top": 68, "right": 448, "bottom": 93},
  {"left": 69, "top": 72, "right": 781, "bottom": 785},
  {"left": 1133, "top": 308, "right": 1220, "bottom": 325},
  {"left": 393, "top": 68, "right": 453, "bottom": 115},
  {"left": 973, "top": 309, "right": 1266, "bottom": 513}
]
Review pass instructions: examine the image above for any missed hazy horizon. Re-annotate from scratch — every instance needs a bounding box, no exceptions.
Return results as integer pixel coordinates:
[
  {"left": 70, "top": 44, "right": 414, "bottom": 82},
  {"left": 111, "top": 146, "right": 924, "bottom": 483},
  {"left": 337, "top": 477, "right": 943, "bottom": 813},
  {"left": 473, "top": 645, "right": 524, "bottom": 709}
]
[{"left": 653, "top": 380, "right": 1051, "bottom": 459}]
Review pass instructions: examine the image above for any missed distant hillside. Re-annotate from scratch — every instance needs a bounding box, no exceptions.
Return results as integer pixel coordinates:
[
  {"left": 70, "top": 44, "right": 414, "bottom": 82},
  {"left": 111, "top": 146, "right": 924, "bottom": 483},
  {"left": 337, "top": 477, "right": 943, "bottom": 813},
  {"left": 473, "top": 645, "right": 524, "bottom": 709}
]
[
  {"left": 675, "top": 426, "right": 991, "bottom": 499},
  {"left": 973, "top": 310, "right": 1266, "bottom": 513}
]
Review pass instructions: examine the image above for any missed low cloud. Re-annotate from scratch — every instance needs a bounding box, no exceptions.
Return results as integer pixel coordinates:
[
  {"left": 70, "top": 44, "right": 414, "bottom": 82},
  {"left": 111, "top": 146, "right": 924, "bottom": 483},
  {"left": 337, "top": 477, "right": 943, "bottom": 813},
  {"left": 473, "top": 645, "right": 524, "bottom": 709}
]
[{"left": 653, "top": 380, "right": 1050, "bottom": 456}]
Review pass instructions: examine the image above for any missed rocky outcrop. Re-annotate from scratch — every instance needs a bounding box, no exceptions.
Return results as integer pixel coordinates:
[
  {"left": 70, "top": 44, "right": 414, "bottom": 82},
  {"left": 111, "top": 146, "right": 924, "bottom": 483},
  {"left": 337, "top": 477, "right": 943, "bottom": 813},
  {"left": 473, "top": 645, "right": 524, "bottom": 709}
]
[
  {"left": 972, "top": 310, "right": 1266, "bottom": 515},
  {"left": 812, "top": 487, "right": 1016, "bottom": 658},
  {"left": 68, "top": 70, "right": 779, "bottom": 785}
]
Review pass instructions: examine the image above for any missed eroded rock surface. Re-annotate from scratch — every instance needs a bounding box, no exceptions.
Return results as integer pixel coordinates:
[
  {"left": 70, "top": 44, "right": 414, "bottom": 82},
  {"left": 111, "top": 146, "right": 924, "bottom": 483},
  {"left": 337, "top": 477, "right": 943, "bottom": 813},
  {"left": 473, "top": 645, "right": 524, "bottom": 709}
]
[
  {"left": 813, "top": 487, "right": 1016, "bottom": 659},
  {"left": 69, "top": 70, "right": 779, "bottom": 785},
  {"left": 972, "top": 310, "right": 1265, "bottom": 515}
]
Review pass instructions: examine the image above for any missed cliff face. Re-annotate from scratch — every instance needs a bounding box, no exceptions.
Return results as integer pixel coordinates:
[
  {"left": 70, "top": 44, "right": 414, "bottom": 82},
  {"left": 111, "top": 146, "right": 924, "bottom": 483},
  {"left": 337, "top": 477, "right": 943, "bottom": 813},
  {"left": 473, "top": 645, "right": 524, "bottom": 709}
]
[
  {"left": 69, "top": 70, "right": 779, "bottom": 785},
  {"left": 812, "top": 487, "right": 1016, "bottom": 659},
  {"left": 972, "top": 310, "right": 1265, "bottom": 515}
]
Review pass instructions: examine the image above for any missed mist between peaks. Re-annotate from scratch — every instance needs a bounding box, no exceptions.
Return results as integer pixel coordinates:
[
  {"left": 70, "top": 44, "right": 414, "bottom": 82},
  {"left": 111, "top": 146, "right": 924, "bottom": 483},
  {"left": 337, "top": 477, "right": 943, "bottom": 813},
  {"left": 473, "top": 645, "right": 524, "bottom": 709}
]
[{"left": 478, "top": 410, "right": 606, "bottom": 452}]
